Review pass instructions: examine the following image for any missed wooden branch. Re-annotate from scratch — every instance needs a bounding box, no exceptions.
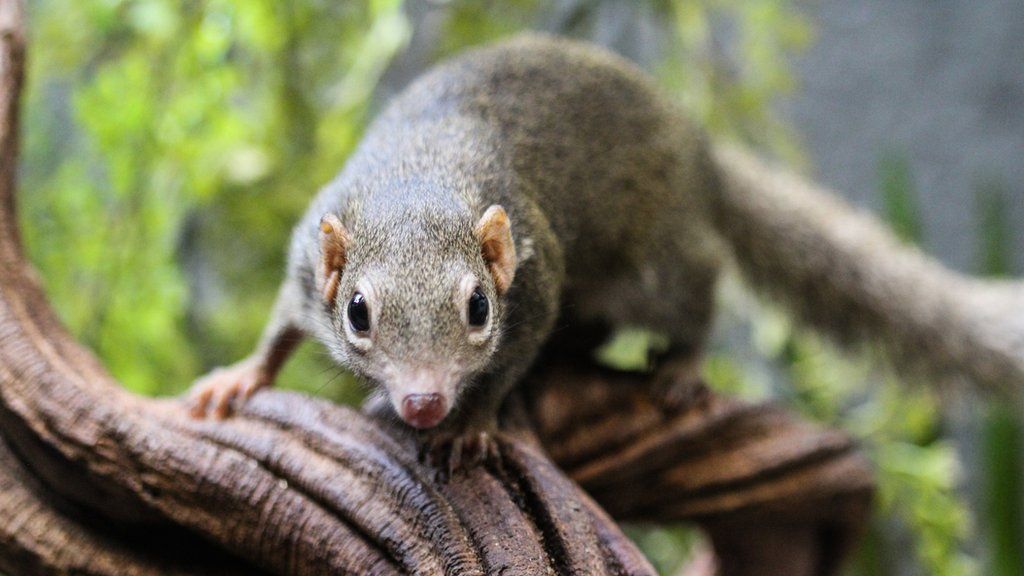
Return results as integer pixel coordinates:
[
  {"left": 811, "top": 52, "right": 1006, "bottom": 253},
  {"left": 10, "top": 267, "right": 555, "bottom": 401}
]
[
  {"left": 524, "top": 361, "right": 874, "bottom": 576},
  {"left": 0, "top": 0, "right": 23, "bottom": 250},
  {"left": 0, "top": 436, "right": 257, "bottom": 576},
  {"left": 0, "top": 1, "right": 874, "bottom": 574}
]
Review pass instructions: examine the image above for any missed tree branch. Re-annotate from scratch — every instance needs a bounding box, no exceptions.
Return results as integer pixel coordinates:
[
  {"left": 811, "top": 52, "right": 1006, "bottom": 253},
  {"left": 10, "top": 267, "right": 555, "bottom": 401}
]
[{"left": 525, "top": 362, "right": 873, "bottom": 575}]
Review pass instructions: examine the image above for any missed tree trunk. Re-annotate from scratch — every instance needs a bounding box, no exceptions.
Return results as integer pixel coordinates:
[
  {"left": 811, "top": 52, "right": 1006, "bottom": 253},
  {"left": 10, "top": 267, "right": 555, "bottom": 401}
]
[{"left": 0, "top": 1, "right": 874, "bottom": 574}]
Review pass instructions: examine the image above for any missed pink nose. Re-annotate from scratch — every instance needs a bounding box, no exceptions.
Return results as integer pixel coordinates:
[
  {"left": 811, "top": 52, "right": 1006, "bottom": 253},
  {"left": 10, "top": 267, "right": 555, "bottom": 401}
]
[{"left": 400, "top": 393, "right": 448, "bottom": 429}]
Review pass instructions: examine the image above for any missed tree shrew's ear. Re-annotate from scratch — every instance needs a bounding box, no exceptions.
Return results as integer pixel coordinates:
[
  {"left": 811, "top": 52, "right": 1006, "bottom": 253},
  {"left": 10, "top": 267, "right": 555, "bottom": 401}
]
[
  {"left": 318, "top": 213, "right": 350, "bottom": 306},
  {"left": 475, "top": 205, "right": 517, "bottom": 295}
]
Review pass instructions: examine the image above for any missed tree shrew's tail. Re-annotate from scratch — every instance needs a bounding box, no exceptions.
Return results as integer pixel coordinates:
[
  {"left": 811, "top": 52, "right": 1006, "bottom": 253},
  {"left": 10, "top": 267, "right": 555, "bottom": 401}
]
[{"left": 709, "top": 143, "right": 1024, "bottom": 395}]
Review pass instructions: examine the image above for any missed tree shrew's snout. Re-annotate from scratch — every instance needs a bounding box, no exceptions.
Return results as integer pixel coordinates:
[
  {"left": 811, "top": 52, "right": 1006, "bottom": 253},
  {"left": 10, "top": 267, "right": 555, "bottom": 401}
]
[
  {"left": 387, "top": 366, "right": 457, "bottom": 429},
  {"left": 401, "top": 393, "right": 449, "bottom": 429}
]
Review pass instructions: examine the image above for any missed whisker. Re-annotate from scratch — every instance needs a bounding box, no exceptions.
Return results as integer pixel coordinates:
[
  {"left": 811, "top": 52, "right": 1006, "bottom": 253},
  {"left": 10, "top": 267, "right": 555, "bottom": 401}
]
[{"left": 314, "top": 368, "right": 350, "bottom": 396}]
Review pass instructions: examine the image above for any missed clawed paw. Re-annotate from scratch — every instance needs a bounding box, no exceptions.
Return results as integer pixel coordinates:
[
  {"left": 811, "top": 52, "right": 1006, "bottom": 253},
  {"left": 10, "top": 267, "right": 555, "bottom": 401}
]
[
  {"left": 187, "top": 359, "right": 267, "bottom": 420},
  {"left": 651, "top": 356, "right": 708, "bottom": 413},
  {"left": 420, "top": 431, "right": 501, "bottom": 479}
]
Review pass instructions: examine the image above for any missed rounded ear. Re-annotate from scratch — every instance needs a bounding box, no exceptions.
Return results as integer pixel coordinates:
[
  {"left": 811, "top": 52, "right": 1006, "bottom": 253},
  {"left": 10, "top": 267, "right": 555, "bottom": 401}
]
[
  {"left": 474, "top": 205, "right": 517, "bottom": 295},
  {"left": 317, "top": 213, "right": 350, "bottom": 306}
]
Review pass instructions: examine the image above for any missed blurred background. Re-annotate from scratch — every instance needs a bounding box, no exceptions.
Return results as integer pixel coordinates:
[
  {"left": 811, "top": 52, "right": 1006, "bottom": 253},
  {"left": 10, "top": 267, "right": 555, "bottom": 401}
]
[{"left": 17, "top": 1, "right": 1024, "bottom": 574}]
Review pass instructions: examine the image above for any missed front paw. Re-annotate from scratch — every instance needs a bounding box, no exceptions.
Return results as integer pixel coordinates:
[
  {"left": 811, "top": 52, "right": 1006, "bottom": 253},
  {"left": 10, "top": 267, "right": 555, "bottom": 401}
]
[
  {"left": 421, "top": 430, "right": 501, "bottom": 479},
  {"left": 187, "top": 358, "right": 268, "bottom": 420}
]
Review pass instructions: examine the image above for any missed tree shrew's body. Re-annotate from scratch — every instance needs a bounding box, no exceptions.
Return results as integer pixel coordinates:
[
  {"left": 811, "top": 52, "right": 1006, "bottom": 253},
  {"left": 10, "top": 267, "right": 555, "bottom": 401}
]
[{"left": 190, "top": 35, "right": 1024, "bottom": 462}]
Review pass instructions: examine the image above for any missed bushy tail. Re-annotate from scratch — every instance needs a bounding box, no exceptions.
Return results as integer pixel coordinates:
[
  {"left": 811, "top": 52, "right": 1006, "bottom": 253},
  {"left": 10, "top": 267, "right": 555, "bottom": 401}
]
[{"left": 708, "top": 143, "right": 1024, "bottom": 394}]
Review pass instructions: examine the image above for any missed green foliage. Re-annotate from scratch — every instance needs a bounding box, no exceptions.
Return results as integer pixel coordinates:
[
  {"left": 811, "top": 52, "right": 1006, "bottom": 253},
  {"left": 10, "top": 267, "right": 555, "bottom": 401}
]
[
  {"left": 658, "top": 0, "right": 812, "bottom": 165},
  {"left": 981, "top": 406, "right": 1024, "bottom": 576},
  {"left": 878, "top": 154, "right": 922, "bottom": 243},
  {"left": 975, "top": 179, "right": 1024, "bottom": 576},
  {"left": 596, "top": 327, "right": 667, "bottom": 371},
  {"left": 624, "top": 524, "right": 703, "bottom": 575},
  {"left": 437, "top": 0, "right": 540, "bottom": 56},
  {"left": 873, "top": 151, "right": 976, "bottom": 572},
  {"left": 22, "top": 0, "right": 410, "bottom": 396},
  {"left": 786, "top": 334, "right": 978, "bottom": 576},
  {"left": 975, "top": 179, "right": 1014, "bottom": 278}
]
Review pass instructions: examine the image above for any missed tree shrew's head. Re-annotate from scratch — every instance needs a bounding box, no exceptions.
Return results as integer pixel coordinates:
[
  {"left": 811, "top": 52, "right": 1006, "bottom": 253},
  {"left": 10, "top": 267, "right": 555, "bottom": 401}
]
[{"left": 316, "top": 202, "right": 516, "bottom": 429}]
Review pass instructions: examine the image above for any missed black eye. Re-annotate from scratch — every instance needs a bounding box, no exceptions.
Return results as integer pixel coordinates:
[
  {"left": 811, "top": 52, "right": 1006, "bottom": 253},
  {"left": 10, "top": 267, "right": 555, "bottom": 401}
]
[
  {"left": 468, "top": 288, "right": 489, "bottom": 327},
  {"left": 347, "top": 292, "right": 370, "bottom": 333}
]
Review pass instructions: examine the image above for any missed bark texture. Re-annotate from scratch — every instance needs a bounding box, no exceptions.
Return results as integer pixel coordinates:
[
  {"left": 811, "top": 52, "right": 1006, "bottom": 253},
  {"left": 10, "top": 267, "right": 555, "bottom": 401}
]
[{"left": 0, "top": 1, "right": 874, "bottom": 574}]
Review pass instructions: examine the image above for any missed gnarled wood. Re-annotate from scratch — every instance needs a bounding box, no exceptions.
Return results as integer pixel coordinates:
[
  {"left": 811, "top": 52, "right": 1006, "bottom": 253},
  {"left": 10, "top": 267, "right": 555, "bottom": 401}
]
[
  {"left": 525, "top": 362, "right": 873, "bottom": 576},
  {"left": 0, "top": 437, "right": 256, "bottom": 576},
  {"left": 0, "top": 1, "right": 874, "bottom": 574}
]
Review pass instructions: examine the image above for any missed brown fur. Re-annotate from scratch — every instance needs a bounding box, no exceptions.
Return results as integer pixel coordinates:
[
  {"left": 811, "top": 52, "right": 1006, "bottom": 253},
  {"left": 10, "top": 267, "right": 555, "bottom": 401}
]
[
  {"left": 711, "top": 143, "right": 1024, "bottom": 394},
  {"left": 189, "top": 34, "right": 1023, "bottom": 438}
]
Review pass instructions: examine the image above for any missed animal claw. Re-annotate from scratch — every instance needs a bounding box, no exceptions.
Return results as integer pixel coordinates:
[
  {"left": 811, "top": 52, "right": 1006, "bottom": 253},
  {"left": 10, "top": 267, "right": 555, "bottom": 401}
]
[
  {"left": 420, "top": 430, "right": 501, "bottom": 479},
  {"left": 187, "top": 359, "right": 267, "bottom": 420}
]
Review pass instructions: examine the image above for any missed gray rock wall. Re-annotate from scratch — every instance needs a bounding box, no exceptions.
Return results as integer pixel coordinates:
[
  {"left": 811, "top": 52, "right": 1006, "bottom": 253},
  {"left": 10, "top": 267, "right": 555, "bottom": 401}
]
[{"left": 781, "top": 0, "right": 1024, "bottom": 273}]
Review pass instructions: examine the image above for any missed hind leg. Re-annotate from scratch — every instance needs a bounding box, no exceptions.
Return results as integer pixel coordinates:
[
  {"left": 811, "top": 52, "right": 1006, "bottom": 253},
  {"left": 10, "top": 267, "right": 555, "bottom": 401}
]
[
  {"left": 578, "top": 236, "right": 720, "bottom": 411},
  {"left": 644, "top": 263, "right": 718, "bottom": 412},
  {"left": 649, "top": 344, "right": 709, "bottom": 411}
]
